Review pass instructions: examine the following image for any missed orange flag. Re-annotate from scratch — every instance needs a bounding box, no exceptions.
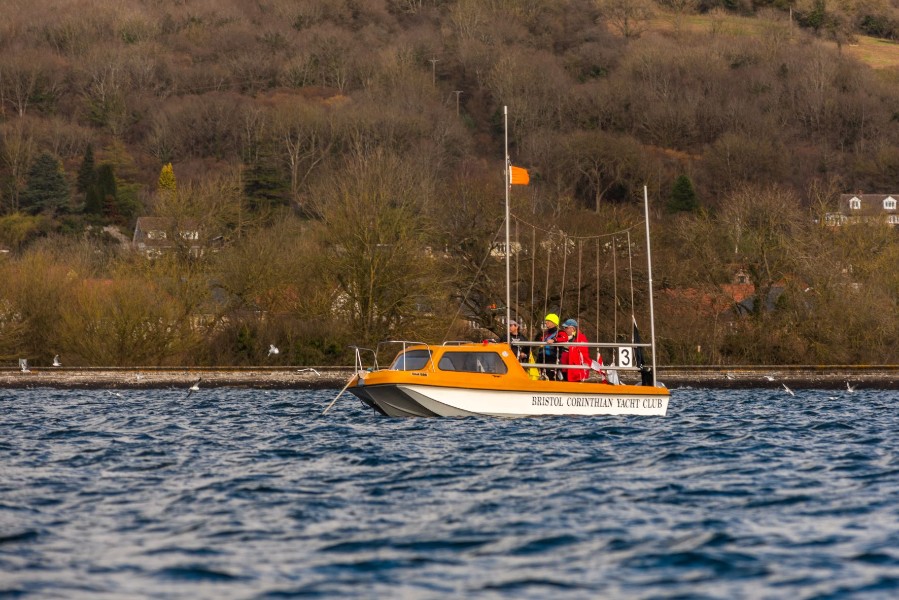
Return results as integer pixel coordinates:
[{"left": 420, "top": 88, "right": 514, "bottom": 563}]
[{"left": 509, "top": 165, "right": 530, "bottom": 186}]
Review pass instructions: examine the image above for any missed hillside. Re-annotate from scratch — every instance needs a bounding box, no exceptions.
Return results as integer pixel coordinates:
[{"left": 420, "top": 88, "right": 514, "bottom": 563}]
[{"left": 0, "top": 0, "right": 898, "bottom": 367}]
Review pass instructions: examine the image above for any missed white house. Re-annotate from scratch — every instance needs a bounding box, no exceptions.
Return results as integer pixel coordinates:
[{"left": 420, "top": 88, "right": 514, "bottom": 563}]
[
  {"left": 132, "top": 217, "right": 203, "bottom": 258},
  {"left": 827, "top": 194, "right": 899, "bottom": 227}
]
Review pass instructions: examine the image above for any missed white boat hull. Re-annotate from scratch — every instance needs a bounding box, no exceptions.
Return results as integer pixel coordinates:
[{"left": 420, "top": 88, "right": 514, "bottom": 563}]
[{"left": 351, "top": 383, "right": 669, "bottom": 418}]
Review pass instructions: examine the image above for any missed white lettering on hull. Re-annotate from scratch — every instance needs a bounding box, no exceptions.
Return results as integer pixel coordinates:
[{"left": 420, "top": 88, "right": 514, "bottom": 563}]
[{"left": 398, "top": 386, "right": 668, "bottom": 417}]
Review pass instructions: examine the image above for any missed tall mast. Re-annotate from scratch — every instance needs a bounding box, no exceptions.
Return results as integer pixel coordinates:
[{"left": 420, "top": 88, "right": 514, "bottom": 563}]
[
  {"left": 504, "top": 106, "right": 511, "bottom": 341},
  {"left": 643, "top": 185, "right": 657, "bottom": 386}
]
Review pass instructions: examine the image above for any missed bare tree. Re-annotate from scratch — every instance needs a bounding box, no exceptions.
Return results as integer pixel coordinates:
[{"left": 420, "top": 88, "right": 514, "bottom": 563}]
[
  {"left": 309, "top": 147, "right": 436, "bottom": 344},
  {"left": 596, "top": 0, "right": 654, "bottom": 40},
  {"left": 0, "top": 120, "right": 35, "bottom": 213}
]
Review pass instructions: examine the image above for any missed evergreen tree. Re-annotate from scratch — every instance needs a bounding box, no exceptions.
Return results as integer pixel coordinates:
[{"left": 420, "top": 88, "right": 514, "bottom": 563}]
[
  {"left": 20, "top": 153, "right": 70, "bottom": 214},
  {"left": 77, "top": 144, "right": 96, "bottom": 194},
  {"left": 668, "top": 174, "right": 699, "bottom": 213},
  {"left": 86, "top": 164, "right": 117, "bottom": 216},
  {"left": 243, "top": 147, "right": 288, "bottom": 213},
  {"left": 158, "top": 163, "right": 176, "bottom": 194},
  {"left": 97, "top": 163, "right": 118, "bottom": 204},
  {"left": 84, "top": 183, "right": 104, "bottom": 215}
]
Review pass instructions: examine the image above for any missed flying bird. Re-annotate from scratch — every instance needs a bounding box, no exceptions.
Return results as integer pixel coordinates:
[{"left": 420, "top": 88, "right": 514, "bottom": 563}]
[
  {"left": 268, "top": 344, "right": 280, "bottom": 356},
  {"left": 763, "top": 375, "right": 775, "bottom": 382},
  {"left": 19, "top": 359, "right": 30, "bottom": 373},
  {"left": 186, "top": 378, "right": 201, "bottom": 398},
  {"left": 52, "top": 355, "right": 62, "bottom": 367},
  {"left": 296, "top": 368, "right": 320, "bottom": 376},
  {"left": 846, "top": 381, "right": 856, "bottom": 393},
  {"left": 782, "top": 383, "right": 795, "bottom": 396}
]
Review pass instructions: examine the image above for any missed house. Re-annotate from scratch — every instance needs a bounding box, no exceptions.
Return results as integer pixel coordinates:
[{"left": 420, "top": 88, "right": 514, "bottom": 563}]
[
  {"left": 132, "top": 216, "right": 203, "bottom": 258},
  {"left": 826, "top": 194, "right": 899, "bottom": 227}
]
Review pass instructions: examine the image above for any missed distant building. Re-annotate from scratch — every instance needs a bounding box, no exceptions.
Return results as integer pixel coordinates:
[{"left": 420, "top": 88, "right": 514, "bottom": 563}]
[
  {"left": 132, "top": 217, "right": 202, "bottom": 258},
  {"left": 826, "top": 194, "right": 899, "bottom": 227}
]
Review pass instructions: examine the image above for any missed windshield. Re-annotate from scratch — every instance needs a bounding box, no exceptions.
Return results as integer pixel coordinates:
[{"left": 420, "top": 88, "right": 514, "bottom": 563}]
[
  {"left": 389, "top": 349, "right": 432, "bottom": 371},
  {"left": 437, "top": 351, "right": 508, "bottom": 374}
]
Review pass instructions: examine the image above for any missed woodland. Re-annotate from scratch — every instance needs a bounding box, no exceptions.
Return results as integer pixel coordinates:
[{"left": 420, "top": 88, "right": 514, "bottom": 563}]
[{"left": 1, "top": 0, "right": 898, "bottom": 367}]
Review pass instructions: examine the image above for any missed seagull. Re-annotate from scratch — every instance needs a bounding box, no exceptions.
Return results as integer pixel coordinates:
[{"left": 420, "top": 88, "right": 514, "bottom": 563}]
[
  {"left": 19, "top": 359, "right": 30, "bottom": 373},
  {"left": 296, "top": 368, "right": 320, "bottom": 376},
  {"left": 724, "top": 372, "right": 735, "bottom": 380},
  {"left": 52, "top": 355, "right": 62, "bottom": 367},
  {"left": 268, "top": 344, "right": 280, "bottom": 356},
  {"left": 846, "top": 381, "right": 856, "bottom": 393},
  {"left": 186, "top": 378, "right": 201, "bottom": 398},
  {"left": 782, "top": 383, "right": 795, "bottom": 396},
  {"left": 763, "top": 375, "right": 775, "bottom": 382}
]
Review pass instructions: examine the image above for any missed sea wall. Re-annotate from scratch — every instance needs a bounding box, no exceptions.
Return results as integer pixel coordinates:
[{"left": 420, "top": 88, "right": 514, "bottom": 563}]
[{"left": 2, "top": 365, "right": 898, "bottom": 389}]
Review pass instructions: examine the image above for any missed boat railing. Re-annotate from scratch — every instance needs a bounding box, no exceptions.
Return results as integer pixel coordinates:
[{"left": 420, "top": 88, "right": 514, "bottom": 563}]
[
  {"left": 499, "top": 341, "right": 653, "bottom": 349},
  {"left": 349, "top": 346, "right": 379, "bottom": 372},
  {"left": 375, "top": 340, "right": 435, "bottom": 372},
  {"left": 524, "top": 362, "right": 642, "bottom": 372}
]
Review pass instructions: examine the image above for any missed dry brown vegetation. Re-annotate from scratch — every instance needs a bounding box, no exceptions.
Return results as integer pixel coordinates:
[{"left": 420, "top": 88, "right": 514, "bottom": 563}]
[{"left": 0, "top": 0, "right": 898, "bottom": 367}]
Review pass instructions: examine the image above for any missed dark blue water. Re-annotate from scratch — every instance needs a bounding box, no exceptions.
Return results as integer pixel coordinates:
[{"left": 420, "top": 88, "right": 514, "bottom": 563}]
[{"left": 2, "top": 387, "right": 898, "bottom": 599}]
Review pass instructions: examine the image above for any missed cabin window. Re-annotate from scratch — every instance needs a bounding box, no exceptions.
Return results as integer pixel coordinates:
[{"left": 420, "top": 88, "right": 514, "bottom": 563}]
[
  {"left": 885, "top": 197, "right": 897, "bottom": 210},
  {"left": 438, "top": 351, "right": 508, "bottom": 374},
  {"left": 849, "top": 197, "right": 861, "bottom": 210},
  {"left": 389, "top": 350, "right": 431, "bottom": 371}
]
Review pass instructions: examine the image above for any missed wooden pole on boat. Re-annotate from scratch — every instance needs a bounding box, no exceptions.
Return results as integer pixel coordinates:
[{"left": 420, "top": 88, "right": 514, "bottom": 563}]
[
  {"left": 643, "top": 185, "right": 658, "bottom": 387},
  {"left": 321, "top": 373, "right": 359, "bottom": 415},
  {"left": 504, "top": 105, "right": 512, "bottom": 341}
]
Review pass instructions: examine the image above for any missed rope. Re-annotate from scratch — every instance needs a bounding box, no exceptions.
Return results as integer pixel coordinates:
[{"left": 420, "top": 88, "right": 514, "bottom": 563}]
[
  {"left": 627, "top": 229, "right": 635, "bottom": 324},
  {"left": 511, "top": 212, "right": 637, "bottom": 241},
  {"left": 595, "top": 238, "right": 600, "bottom": 360},
  {"left": 530, "top": 226, "right": 536, "bottom": 338},
  {"left": 558, "top": 234, "right": 567, "bottom": 318},
  {"left": 543, "top": 244, "right": 551, "bottom": 322},
  {"left": 514, "top": 220, "right": 519, "bottom": 321},
  {"left": 576, "top": 239, "right": 583, "bottom": 330},
  {"left": 612, "top": 235, "right": 618, "bottom": 342}
]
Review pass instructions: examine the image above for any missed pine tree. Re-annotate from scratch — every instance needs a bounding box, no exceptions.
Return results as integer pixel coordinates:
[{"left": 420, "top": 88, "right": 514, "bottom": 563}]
[
  {"left": 158, "top": 163, "right": 176, "bottom": 194},
  {"left": 86, "top": 164, "right": 117, "bottom": 216},
  {"left": 77, "top": 144, "right": 96, "bottom": 194},
  {"left": 243, "top": 147, "right": 288, "bottom": 213},
  {"left": 85, "top": 183, "right": 104, "bottom": 215},
  {"left": 97, "top": 164, "right": 118, "bottom": 203},
  {"left": 669, "top": 174, "right": 699, "bottom": 213},
  {"left": 20, "top": 153, "right": 70, "bottom": 214}
]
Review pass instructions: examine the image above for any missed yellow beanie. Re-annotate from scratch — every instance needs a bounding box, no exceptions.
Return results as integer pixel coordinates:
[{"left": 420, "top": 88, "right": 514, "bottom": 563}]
[{"left": 544, "top": 313, "right": 560, "bottom": 327}]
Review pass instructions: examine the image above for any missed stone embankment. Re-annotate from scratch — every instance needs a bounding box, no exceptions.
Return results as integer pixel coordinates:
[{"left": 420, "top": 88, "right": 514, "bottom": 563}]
[
  {"left": 1, "top": 365, "right": 898, "bottom": 389},
  {"left": 656, "top": 365, "right": 899, "bottom": 389},
  {"left": 0, "top": 366, "right": 349, "bottom": 390}
]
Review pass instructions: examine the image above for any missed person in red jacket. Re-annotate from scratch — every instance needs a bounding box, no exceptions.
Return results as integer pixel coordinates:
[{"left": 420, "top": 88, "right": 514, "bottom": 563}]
[{"left": 560, "top": 319, "right": 590, "bottom": 382}]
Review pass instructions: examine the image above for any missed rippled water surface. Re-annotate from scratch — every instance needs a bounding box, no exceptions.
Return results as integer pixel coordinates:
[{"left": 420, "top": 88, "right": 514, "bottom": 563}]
[{"left": 2, "top": 386, "right": 899, "bottom": 599}]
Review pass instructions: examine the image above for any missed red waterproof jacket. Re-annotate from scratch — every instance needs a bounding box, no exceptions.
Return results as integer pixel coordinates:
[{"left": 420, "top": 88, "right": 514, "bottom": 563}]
[{"left": 561, "top": 331, "right": 590, "bottom": 382}]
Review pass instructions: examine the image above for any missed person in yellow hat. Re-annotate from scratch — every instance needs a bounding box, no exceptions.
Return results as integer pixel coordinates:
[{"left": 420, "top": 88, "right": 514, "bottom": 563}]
[{"left": 534, "top": 313, "right": 568, "bottom": 380}]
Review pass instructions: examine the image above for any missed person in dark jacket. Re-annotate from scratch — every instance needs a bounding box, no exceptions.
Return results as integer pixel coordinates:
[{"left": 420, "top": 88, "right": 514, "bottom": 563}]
[
  {"left": 499, "top": 319, "right": 528, "bottom": 362},
  {"left": 534, "top": 313, "right": 568, "bottom": 380}
]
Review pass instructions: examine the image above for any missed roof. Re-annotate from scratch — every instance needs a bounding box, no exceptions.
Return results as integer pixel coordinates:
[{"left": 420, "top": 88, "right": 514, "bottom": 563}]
[{"left": 838, "top": 194, "right": 898, "bottom": 217}]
